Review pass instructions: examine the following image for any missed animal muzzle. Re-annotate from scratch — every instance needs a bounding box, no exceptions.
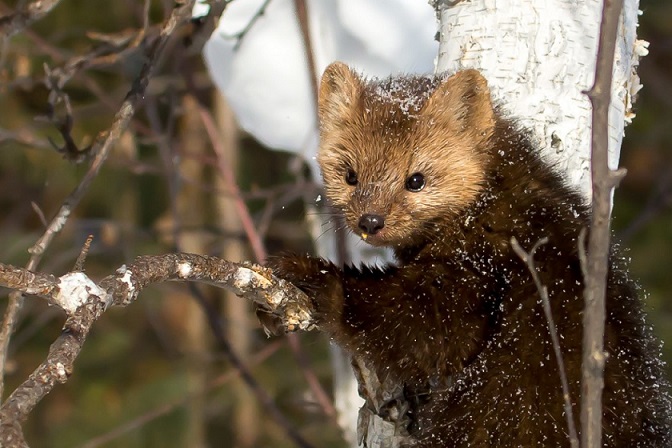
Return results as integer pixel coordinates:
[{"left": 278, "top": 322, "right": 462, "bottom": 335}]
[{"left": 358, "top": 214, "right": 385, "bottom": 236}]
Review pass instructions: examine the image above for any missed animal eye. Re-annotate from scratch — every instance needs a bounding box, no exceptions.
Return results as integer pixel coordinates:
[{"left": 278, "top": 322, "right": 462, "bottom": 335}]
[
  {"left": 345, "top": 167, "right": 358, "bottom": 186},
  {"left": 405, "top": 172, "right": 425, "bottom": 192}
]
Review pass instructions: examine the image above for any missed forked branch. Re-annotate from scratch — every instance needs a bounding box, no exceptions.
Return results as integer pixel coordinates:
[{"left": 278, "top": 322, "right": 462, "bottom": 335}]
[
  {"left": 0, "top": 0, "right": 197, "bottom": 402},
  {"left": 0, "top": 254, "right": 315, "bottom": 446}
]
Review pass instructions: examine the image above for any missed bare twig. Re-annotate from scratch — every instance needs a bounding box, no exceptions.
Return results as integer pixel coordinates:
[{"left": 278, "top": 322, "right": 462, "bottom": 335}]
[
  {"left": 141, "top": 0, "right": 151, "bottom": 32},
  {"left": 41, "top": 70, "right": 94, "bottom": 162},
  {"left": 286, "top": 331, "right": 338, "bottom": 419},
  {"left": 0, "top": 0, "right": 63, "bottom": 38},
  {"left": 293, "top": 0, "right": 318, "bottom": 103},
  {"left": 0, "top": 0, "right": 197, "bottom": 404},
  {"left": 195, "top": 99, "right": 268, "bottom": 263},
  {"left": 511, "top": 237, "right": 579, "bottom": 448},
  {"left": 292, "top": 0, "right": 357, "bottom": 436},
  {"left": 73, "top": 235, "right": 94, "bottom": 272},
  {"left": 30, "top": 202, "right": 48, "bottom": 228},
  {"left": 291, "top": 0, "right": 354, "bottom": 433},
  {"left": 54, "top": 27, "right": 149, "bottom": 86},
  {"left": 578, "top": 228, "right": 589, "bottom": 280},
  {"left": 0, "top": 128, "right": 52, "bottom": 150},
  {"left": 581, "top": 0, "right": 629, "bottom": 446},
  {"left": 0, "top": 253, "right": 316, "bottom": 446},
  {"left": 4, "top": 24, "right": 154, "bottom": 117},
  {"left": 218, "top": 0, "right": 272, "bottom": 50}
]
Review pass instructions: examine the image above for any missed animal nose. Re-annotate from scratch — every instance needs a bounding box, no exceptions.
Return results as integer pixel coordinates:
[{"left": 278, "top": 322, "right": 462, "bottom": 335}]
[{"left": 358, "top": 214, "right": 385, "bottom": 235}]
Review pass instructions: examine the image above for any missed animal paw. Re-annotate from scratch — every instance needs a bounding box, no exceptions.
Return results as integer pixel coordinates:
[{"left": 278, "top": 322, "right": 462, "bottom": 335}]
[{"left": 266, "top": 253, "right": 341, "bottom": 297}]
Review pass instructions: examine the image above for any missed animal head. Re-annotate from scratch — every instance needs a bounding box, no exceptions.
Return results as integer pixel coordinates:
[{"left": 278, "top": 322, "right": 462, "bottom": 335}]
[{"left": 317, "top": 62, "right": 496, "bottom": 247}]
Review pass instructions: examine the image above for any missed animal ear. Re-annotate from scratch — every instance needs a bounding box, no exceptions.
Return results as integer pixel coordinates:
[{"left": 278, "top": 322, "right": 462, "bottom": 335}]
[
  {"left": 318, "top": 62, "right": 362, "bottom": 129},
  {"left": 423, "top": 69, "right": 495, "bottom": 132}
]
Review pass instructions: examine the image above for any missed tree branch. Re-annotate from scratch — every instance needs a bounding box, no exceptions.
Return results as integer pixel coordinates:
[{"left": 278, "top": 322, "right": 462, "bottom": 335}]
[
  {"left": 511, "top": 237, "right": 579, "bottom": 448},
  {"left": 0, "top": 0, "right": 63, "bottom": 38},
  {"left": 0, "top": 253, "right": 316, "bottom": 446},
  {"left": 217, "top": 0, "right": 272, "bottom": 50},
  {"left": 0, "top": 0, "right": 197, "bottom": 402},
  {"left": 581, "top": 0, "right": 629, "bottom": 446}
]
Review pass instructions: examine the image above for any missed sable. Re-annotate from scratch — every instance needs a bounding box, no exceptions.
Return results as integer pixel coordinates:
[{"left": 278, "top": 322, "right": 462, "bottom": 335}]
[{"left": 269, "top": 62, "right": 672, "bottom": 447}]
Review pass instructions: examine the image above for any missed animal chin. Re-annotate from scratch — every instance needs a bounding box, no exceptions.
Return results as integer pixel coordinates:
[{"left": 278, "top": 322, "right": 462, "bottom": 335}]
[{"left": 357, "top": 231, "right": 389, "bottom": 247}]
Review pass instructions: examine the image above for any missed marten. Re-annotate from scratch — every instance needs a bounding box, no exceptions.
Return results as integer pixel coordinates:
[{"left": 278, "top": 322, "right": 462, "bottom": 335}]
[{"left": 267, "top": 62, "right": 672, "bottom": 446}]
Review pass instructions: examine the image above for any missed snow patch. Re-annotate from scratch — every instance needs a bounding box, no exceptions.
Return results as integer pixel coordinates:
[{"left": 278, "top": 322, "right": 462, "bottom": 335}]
[
  {"left": 233, "top": 268, "right": 254, "bottom": 290},
  {"left": 177, "top": 262, "right": 192, "bottom": 278},
  {"left": 117, "top": 265, "right": 134, "bottom": 294},
  {"left": 192, "top": 0, "right": 210, "bottom": 18},
  {"left": 55, "top": 362, "right": 67, "bottom": 379},
  {"left": 52, "top": 208, "right": 71, "bottom": 232},
  {"left": 56, "top": 272, "right": 106, "bottom": 314},
  {"left": 373, "top": 76, "right": 433, "bottom": 116}
]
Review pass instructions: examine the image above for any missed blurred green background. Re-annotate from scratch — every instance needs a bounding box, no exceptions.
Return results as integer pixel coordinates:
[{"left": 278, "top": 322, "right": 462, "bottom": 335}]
[{"left": 0, "top": 1, "right": 671, "bottom": 447}]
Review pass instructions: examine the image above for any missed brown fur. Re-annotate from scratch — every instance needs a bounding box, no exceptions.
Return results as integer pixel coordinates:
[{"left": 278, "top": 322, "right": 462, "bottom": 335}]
[
  {"left": 269, "top": 62, "right": 672, "bottom": 447},
  {"left": 318, "top": 65, "right": 490, "bottom": 248}
]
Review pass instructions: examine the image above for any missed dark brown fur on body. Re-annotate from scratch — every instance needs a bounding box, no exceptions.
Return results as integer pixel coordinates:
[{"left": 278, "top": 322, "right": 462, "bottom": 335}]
[{"left": 268, "top": 62, "right": 672, "bottom": 446}]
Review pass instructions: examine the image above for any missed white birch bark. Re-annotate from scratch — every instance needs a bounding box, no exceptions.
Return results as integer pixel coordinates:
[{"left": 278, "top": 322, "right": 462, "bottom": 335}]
[{"left": 432, "top": 0, "right": 647, "bottom": 202}]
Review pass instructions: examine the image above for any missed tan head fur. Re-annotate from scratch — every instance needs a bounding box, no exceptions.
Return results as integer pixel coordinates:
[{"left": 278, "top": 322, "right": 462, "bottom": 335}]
[{"left": 317, "top": 62, "right": 496, "bottom": 247}]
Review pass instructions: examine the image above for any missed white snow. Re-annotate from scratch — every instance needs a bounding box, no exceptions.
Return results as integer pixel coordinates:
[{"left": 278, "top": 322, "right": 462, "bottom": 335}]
[
  {"left": 56, "top": 272, "right": 107, "bottom": 314},
  {"left": 177, "top": 262, "right": 192, "bottom": 278},
  {"left": 117, "top": 265, "right": 134, "bottom": 294},
  {"left": 233, "top": 267, "right": 254, "bottom": 290}
]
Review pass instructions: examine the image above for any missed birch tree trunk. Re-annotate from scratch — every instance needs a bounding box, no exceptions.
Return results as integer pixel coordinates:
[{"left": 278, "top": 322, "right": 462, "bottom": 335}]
[
  {"left": 357, "top": 0, "right": 646, "bottom": 446},
  {"left": 433, "top": 0, "right": 645, "bottom": 200}
]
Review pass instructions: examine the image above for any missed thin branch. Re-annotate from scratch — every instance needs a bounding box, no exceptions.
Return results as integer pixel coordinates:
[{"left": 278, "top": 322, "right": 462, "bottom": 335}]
[
  {"left": 41, "top": 70, "right": 94, "bottom": 162},
  {"left": 0, "top": 0, "right": 63, "bottom": 38},
  {"left": 196, "top": 101, "right": 268, "bottom": 263},
  {"left": 293, "top": 0, "right": 318, "bottom": 103},
  {"left": 0, "top": 0, "right": 197, "bottom": 405},
  {"left": 511, "top": 237, "right": 579, "bottom": 448},
  {"left": 286, "top": 332, "right": 338, "bottom": 419},
  {"left": 73, "top": 235, "right": 94, "bottom": 272},
  {"left": 4, "top": 24, "right": 156, "bottom": 118},
  {"left": 218, "top": 0, "right": 272, "bottom": 50},
  {"left": 581, "top": 0, "right": 629, "bottom": 446},
  {"left": 0, "top": 128, "right": 53, "bottom": 150},
  {"left": 0, "top": 253, "right": 317, "bottom": 446}
]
